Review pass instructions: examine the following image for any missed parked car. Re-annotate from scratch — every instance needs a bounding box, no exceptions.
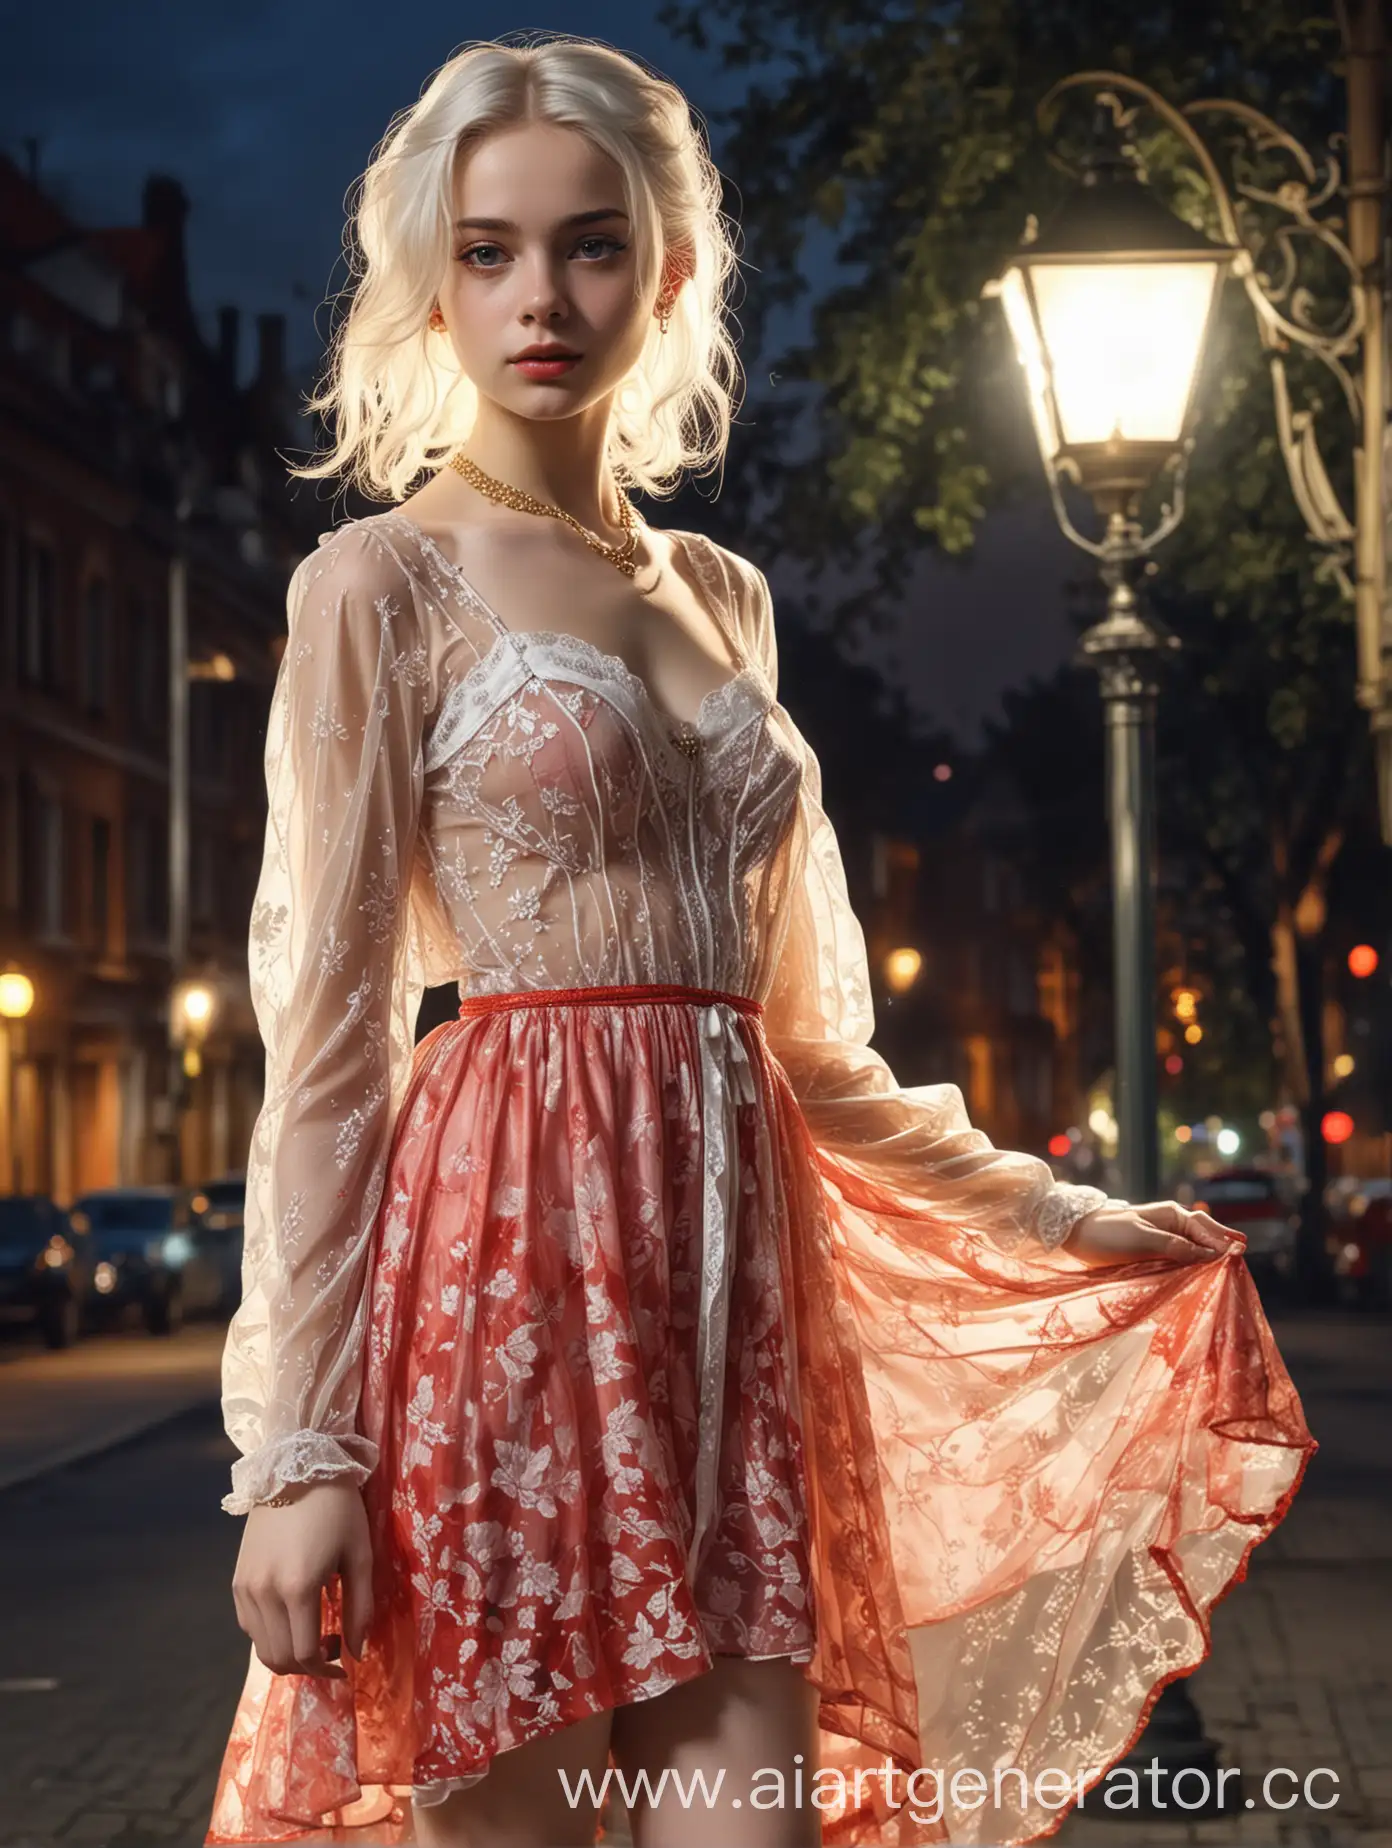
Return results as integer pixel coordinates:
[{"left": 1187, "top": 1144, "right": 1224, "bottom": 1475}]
[
  {"left": 1324, "top": 1177, "right": 1392, "bottom": 1307},
  {"left": 0, "top": 1195, "right": 91, "bottom": 1348},
  {"left": 190, "top": 1173, "right": 246, "bottom": 1312},
  {"left": 1190, "top": 1167, "right": 1300, "bottom": 1295},
  {"left": 72, "top": 1186, "right": 225, "bottom": 1334}
]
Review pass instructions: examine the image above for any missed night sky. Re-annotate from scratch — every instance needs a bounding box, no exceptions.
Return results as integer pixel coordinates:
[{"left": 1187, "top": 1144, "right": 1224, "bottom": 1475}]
[{"left": 4, "top": 2, "right": 1079, "bottom": 745}]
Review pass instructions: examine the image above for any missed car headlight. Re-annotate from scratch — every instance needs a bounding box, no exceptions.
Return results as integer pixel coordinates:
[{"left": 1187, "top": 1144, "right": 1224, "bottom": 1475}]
[{"left": 147, "top": 1232, "right": 193, "bottom": 1266}]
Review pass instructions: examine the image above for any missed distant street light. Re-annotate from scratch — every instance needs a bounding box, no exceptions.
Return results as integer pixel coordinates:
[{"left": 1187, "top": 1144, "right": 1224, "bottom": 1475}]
[
  {"left": 0, "top": 969, "right": 34, "bottom": 1194},
  {"left": 171, "top": 978, "right": 218, "bottom": 1085},
  {"left": 175, "top": 982, "right": 216, "bottom": 1033},
  {"left": 883, "top": 946, "right": 923, "bottom": 994},
  {"left": 0, "top": 973, "right": 34, "bottom": 1021}
]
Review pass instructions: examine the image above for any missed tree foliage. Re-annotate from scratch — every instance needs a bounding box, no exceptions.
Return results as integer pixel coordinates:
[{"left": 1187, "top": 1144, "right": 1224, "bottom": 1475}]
[
  {"left": 666, "top": 0, "right": 1345, "bottom": 577},
  {"left": 667, "top": 0, "right": 1388, "bottom": 1242}
]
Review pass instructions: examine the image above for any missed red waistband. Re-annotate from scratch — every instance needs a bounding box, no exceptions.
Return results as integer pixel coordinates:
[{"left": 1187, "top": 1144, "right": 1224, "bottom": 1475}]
[{"left": 458, "top": 980, "right": 764, "bottom": 1021}]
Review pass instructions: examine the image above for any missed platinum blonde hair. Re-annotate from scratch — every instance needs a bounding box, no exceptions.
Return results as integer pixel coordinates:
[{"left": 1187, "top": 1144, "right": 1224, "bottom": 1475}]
[{"left": 291, "top": 34, "right": 743, "bottom": 502}]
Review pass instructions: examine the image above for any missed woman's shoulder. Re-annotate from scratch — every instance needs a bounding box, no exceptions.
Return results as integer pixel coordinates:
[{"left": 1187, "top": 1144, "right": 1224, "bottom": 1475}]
[
  {"left": 285, "top": 510, "right": 432, "bottom": 646},
  {"left": 667, "top": 526, "right": 769, "bottom": 599},
  {"left": 303, "top": 507, "right": 420, "bottom": 574},
  {"left": 667, "top": 527, "right": 775, "bottom": 677},
  {"left": 298, "top": 506, "right": 473, "bottom": 605}
]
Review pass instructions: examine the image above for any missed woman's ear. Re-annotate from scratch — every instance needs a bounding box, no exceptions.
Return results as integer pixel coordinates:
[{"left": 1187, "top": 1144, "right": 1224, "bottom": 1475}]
[{"left": 657, "top": 243, "right": 696, "bottom": 313}]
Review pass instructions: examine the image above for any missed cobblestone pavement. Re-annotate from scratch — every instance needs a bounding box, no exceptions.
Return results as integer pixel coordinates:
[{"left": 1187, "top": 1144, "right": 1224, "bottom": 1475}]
[
  {"left": 0, "top": 1308, "right": 1385, "bottom": 1847},
  {"left": 0, "top": 1402, "right": 246, "bottom": 1847}
]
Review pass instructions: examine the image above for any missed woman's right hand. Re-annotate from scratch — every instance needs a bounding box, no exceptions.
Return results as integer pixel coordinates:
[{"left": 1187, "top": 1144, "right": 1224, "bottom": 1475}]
[{"left": 231, "top": 1480, "right": 374, "bottom": 1679}]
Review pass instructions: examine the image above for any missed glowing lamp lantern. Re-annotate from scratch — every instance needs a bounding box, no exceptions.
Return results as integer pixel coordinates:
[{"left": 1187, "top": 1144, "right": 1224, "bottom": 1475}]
[
  {"left": 174, "top": 981, "right": 217, "bottom": 1036},
  {"left": 1348, "top": 944, "right": 1379, "bottom": 979},
  {"left": 0, "top": 972, "right": 34, "bottom": 1020},
  {"left": 994, "top": 155, "right": 1237, "bottom": 509},
  {"left": 883, "top": 947, "right": 923, "bottom": 995}
]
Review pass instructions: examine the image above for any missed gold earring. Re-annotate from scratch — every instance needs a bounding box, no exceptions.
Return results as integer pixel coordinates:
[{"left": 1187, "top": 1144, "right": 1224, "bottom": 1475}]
[
  {"left": 428, "top": 307, "right": 445, "bottom": 333},
  {"left": 656, "top": 298, "right": 672, "bottom": 335}
]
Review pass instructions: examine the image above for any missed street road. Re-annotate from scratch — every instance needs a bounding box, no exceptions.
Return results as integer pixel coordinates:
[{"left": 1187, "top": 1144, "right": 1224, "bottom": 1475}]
[
  {"left": 0, "top": 1322, "right": 224, "bottom": 1495},
  {"left": 0, "top": 1309, "right": 1387, "bottom": 1848}
]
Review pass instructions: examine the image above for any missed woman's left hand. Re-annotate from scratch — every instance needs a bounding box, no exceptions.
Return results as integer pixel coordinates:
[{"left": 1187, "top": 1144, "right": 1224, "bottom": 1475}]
[{"left": 1070, "top": 1198, "right": 1247, "bottom": 1265}]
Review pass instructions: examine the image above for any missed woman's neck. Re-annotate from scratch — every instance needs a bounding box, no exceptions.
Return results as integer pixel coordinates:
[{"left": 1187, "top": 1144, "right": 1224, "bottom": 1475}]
[{"left": 460, "top": 399, "right": 623, "bottom": 534}]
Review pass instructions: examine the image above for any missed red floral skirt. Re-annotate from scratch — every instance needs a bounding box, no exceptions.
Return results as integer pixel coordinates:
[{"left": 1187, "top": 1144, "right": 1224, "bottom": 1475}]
[{"left": 207, "top": 983, "right": 1315, "bottom": 1847}]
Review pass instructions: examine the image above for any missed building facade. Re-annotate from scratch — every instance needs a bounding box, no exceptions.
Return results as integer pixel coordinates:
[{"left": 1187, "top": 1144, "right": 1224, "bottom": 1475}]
[{"left": 0, "top": 154, "right": 316, "bottom": 1202}]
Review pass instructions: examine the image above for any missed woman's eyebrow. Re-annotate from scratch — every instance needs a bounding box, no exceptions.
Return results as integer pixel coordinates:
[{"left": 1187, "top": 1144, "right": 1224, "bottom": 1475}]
[{"left": 453, "top": 208, "right": 630, "bottom": 232}]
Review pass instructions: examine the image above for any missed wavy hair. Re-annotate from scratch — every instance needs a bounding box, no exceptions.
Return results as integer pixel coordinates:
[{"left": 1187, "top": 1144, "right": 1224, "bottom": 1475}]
[{"left": 290, "top": 34, "right": 743, "bottom": 503}]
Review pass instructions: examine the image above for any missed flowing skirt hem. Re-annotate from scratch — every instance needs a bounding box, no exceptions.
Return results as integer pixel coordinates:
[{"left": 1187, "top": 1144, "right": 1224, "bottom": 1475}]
[
  {"left": 203, "top": 1643, "right": 820, "bottom": 1845},
  {"left": 998, "top": 1428, "right": 1317, "bottom": 1848}
]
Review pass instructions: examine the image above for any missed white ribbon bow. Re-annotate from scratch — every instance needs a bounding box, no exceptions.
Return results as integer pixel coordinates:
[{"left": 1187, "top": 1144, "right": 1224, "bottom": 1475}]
[{"left": 686, "top": 1002, "right": 758, "bottom": 1588}]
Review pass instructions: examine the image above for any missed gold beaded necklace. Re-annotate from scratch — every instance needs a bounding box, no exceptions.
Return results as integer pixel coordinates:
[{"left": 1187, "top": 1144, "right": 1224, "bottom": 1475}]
[{"left": 447, "top": 452, "right": 641, "bottom": 579}]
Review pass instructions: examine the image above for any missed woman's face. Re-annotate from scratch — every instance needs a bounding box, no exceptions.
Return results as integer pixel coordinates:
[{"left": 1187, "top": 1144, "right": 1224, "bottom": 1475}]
[{"left": 435, "top": 120, "right": 659, "bottom": 423}]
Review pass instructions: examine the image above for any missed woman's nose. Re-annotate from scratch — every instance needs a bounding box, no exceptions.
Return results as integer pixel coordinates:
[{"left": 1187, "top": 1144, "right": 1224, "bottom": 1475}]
[{"left": 520, "top": 256, "right": 568, "bottom": 322}]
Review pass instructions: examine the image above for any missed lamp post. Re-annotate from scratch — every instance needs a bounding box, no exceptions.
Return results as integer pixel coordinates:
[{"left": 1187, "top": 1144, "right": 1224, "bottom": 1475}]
[
  {"left": 989, "top": 143, "right": 1239, "bottom": 1805},
  {"left": 987, "top": 133, "right": 1238, "bottom": 1201},
  {"left": 988, "top": 56, "right": 1388, "bottom": 1805}
]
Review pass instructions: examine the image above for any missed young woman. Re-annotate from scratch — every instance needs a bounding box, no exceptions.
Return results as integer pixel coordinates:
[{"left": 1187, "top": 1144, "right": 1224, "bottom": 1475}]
[{"left": 206, "top": 34, "right": 1315, "bottom": 1848}]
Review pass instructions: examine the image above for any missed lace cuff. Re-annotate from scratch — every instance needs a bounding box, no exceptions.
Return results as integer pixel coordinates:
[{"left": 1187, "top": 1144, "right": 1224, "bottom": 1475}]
[
  {"left": 222, "top": 1429, "right": 379, "bottom": 1516},
  {"left": 1032, "top": 1182, "right": 1112, "bottom": 1251}
]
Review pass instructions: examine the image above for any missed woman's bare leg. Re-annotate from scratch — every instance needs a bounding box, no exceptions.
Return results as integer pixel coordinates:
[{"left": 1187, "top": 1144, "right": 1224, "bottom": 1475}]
[
  {"left": 609, "top": 1656, "right": 821, "bottom": 1848},
  {"left": 411, "top": 1705, "right": 613, "bottom": 1848}
]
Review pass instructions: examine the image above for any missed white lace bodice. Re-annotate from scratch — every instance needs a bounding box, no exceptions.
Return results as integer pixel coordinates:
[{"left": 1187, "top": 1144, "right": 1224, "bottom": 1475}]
[{"left": 221, "top": 510, "right": 1107, "bottom": 1511}]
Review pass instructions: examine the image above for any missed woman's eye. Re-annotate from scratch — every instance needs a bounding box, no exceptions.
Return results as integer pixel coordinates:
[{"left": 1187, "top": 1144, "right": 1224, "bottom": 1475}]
[
  {"left": 458, "top": 243, "right": 507, "bottom": 269},
  {"left": 574, "top": 236, "right": 626, "bottom": 261}
]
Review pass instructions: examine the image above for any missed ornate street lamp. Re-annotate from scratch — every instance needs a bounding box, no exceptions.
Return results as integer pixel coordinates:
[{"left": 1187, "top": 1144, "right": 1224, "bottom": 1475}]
[
  {"left": 988, "top": 127, "right": 1240, "bottom": 1202},
  {"left": 991, "top": 46, "right": 1388, "bottom": 1194}
]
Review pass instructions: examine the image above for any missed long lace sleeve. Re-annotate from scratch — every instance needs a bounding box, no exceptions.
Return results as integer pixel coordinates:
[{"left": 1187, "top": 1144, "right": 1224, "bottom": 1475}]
[
  {"left": 744, "top": 564, "right": 1111, "bottom": 1255},
  {"left": 221, "top": 526, "right": 429, "bottom": 1514}
]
